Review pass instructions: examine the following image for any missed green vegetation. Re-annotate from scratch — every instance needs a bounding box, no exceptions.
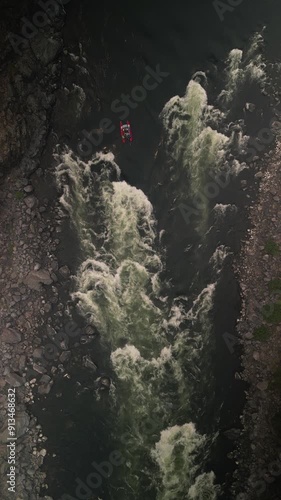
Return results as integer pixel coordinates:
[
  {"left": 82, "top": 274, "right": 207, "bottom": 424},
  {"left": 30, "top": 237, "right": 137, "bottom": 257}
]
[
  {"left": 262, "top": 302, "right": 281, "bottom": 323},
  {"left": 253, "top": 324, "right": 271, "bottom": 341},
  {"left": 268, "top": 278, "right": 281, "bottom": 293},
  {"left": 272, "top": 411, "right": 281, "bottom": 438},
  {"left": 264, "top": 240, "right": 280, "bottom": 256},
  {"left": 7, "top": 242, "right": 14, "bottom": 254},
  {"left": 270, "top": 367, "right": 281, "bottom": 390},
  {"left": 15, "top": 190, "right": 24, "bottom": 201}
]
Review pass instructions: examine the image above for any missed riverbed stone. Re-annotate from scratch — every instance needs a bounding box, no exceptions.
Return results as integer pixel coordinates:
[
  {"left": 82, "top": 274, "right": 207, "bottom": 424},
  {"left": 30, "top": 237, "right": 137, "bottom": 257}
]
[
  {"left": 84, "top": 325, "right": 96, "bottom": 336},
  {"left": 0, "top": 327, "right": 22, "bottom": 344},
  {"left": 38, "top": 381, "right": 52, "bottom": 395},
  {"left": 59, "top": 351, "right": 71, "bottom": 363},
  {"left": 83, "top": 355, "right": 97, "bottom": 371},
  {"left": 31, "top": 35, "right": 62, "bottom": 66},
  {"left": 257, "top": 381, "right": 269, "bottom": 391},
  {"left": 59, "top": 265, "right": 70, "bottom": 278},
  {"left": 16, "top": 411, "right": 30, "bottom": 438},
  {"left": 24, "top": 269, "right": 53, "bottom": 291},
  {"left": 33, "top": 347, "right": 43, "bottom": 359},
  {"left": 40, "top": 375, "right": 51, "bottom": 384},
  {"left": 245, "top": 102, "right": 256, "bottom": 112},
  {"left": 24, "top": 195, "right": 37, "bottom": 209},
  {"left": 33, "top": 363, "right": 47, "bottom": 375},
  {"left": 5, "top": 372, "right": 24, "bottom": 387},
  {"left": 245, "top": 332, "right": 253, "bottom": 340}
]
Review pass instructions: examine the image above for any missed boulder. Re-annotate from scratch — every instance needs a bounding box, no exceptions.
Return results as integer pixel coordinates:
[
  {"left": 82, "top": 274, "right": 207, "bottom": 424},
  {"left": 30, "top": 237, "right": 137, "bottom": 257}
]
[
  {"left": 0, "top": 411, "right": 29, "bottom": 443},
  {"left": 245, "top": 332, "right": 253, "bottom": 340},
  {"left": 24, "top": 195, "right": 37, "bottom": 209},
  {"left": 59, "top": 265, "right": 70, "bottom": 278},
  {"left": 32, "top": 363, "right": 47, "bottom": 374},
  {"left": 98, "top": 376, "right": 111, "bottom": 391},
  {"left": 5, "top": 372, "right": 24, "bottom": 387},
  {"left": 80, "top": 335, "right": 94, "bottom": 344},
  {"left": 223, "top": 428, "right": 241, "bottom": 440},
  {"left": 0, "top": 425, "right": 9, "bottom": 444},
  {"left": 16, "top": 411, "right": 30, "bottom": 438},
  {"left": 31, "top": 35, "right": 62, "bottom": 66},
  {"left": 24, "top": 269, "right": 53, "bottom": 291},
  {"left": 40, "top": 375, "right": 51, "bottom": 384},
  {"left": 0, "top": 327, "right": 21, "bottom": 344},
  {"left": 83, "top": 356, "right": 97, "bottom": 372},
  {"left": 257, "top": 381, "right": 268, "bottom": 391},
  {"left": 84, "top": 325, "right": 96, "bottom": 336},
  {"left": 38, "top": 382, "right": 52, "bottom": 395},
  {"left": 59, "top": 351, "right": 71, "bottom": 363},
  {"left": 245, "top": 102, "right": 256, "bottom": 112},
  {"left": 33, "top": 347, "right": 43, "bottom": 359}
]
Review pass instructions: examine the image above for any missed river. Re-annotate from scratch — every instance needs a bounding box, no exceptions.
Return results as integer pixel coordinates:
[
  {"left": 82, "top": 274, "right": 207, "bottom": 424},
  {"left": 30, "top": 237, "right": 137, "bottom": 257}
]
[{"left": 32, "top": 1, "right": 281, "bottom": 499}]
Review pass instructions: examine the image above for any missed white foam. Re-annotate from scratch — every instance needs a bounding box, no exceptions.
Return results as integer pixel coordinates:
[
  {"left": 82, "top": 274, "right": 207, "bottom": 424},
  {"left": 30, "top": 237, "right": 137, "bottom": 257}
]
[
  {"left": 152, "top": 423, "right": 219, "bottom": 500},
  {"left": 209, "top": 245, "right": 229, "bottom": 274},
  {"left": 219, "top": 32, "right": 266, "bottom": 105},
  {"left": 55, "top": 147, "right": 219, "bottom": 497}
]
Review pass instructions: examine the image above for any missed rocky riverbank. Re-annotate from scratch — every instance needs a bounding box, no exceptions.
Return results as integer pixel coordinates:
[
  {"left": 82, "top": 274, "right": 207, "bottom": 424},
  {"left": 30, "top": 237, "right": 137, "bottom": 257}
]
[
  {"left": 0, "top": 3, "right": 77, "bottom": 499},
  {"left": 233, "top": 140, "right": 281, "bottom": 499},
  {"left": 0, "top": 166, "right": 63, "bottom": 500},
  {"left": 0, "top": 0, "right": 108, "bottom": 496}
]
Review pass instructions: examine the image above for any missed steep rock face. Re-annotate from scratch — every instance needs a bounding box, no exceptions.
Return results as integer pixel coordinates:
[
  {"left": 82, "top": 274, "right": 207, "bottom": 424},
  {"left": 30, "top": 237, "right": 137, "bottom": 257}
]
[{"left": 0, "top": 1, "right": 64, "bottom": 179}]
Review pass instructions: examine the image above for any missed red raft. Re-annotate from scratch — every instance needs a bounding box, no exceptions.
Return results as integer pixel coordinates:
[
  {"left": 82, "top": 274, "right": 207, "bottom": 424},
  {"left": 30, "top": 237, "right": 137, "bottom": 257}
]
[{"left": 120, "top": 120, "right": 133, "bottom": 143}]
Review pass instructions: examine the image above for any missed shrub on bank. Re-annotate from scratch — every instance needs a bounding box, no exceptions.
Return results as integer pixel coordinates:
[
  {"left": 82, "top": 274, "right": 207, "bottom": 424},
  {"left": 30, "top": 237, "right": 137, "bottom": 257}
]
[
  {"left": 253, "top": 324, "right": 271, "bottom": 341},
  {"left": 268, "top": 278, "right": 281, "bottom": 293},
  {"left": 270, "top": 367, "right": 281, "bottom": 390},
  {"left": 15, "top": 190, "right": 24, "bottom": 201},
  {"left": 262, "top": 302, "right": 281, "bottom": 324},
  {"left": 264, "top": 240, "right": 280, "bottom": 256}
]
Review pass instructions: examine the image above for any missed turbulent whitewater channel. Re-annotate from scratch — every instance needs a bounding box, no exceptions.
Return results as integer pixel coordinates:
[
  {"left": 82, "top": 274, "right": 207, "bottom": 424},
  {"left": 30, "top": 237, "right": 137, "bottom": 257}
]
[
  {"left": 53, "top": 32, "right": 268, "bottom": 500},
  {"left": 55, "top": 149, "right": 220, "bottom": 499}
]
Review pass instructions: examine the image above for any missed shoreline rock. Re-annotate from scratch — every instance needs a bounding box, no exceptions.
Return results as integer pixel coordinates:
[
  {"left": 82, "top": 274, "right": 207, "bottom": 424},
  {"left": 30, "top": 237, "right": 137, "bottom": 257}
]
[
  {"left": 233, "top": 141, "right": 281, "bottom": 498},
  {"left": 0, "top": 3, "right": 68, "bottom": 499}
]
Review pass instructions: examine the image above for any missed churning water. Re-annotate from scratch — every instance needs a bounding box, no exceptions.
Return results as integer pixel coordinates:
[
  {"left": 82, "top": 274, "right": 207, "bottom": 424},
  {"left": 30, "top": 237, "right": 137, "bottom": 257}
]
[{"left": 51, "top": 30, "right": 268, "bottom": 500}]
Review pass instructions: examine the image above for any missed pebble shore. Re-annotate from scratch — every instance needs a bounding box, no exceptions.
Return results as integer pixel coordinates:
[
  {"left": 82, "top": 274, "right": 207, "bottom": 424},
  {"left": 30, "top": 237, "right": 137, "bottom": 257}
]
[{"left": 233, "top": 142, "right": 281, "bottom": 499}]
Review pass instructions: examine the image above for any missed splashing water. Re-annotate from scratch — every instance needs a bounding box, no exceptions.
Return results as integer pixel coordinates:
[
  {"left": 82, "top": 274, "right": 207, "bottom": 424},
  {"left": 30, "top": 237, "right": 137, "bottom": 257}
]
[
  {"left": 55, "top": 149, "right": 220, "bottom": 499},
  {"left": 151, "top": 423, "right": 220, "bottom": 500},
  {"left": 218, "top": 32, "right": 266, "bottom": 106},
  {"left": 160, "top": 80, "right": 229, "bottom": 233},
  {"left": 159, "top": 32, "right": 266, "bottom": 234}
]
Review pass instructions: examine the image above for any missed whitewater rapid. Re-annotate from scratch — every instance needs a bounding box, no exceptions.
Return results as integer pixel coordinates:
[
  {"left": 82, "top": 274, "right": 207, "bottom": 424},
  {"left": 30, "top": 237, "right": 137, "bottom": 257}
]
[
  {"left": 55, "top": 31, "right": 267, "bottom": 500},
  {"left": 56, "top": 148, "right": 221, "bottom": 499}
]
